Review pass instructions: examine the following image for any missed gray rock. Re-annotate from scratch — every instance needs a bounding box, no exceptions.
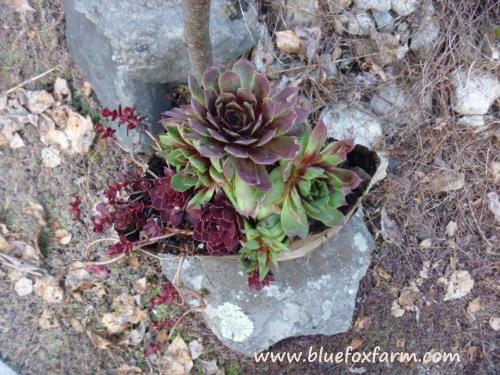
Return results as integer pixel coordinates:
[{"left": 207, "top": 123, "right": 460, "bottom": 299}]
[
  {"left": 327, "top": 0, "right": 352, "bottom": 9},
  {"left": 65, "top": 0, "right": 259, "bottom": 150},
  {"left": 409, "top": 3, "right": 439, "bottom": 58},
  {"left": 451, "top": 69, "right": 500, "bottom": 115},
  {"left": 0, "top": 361, "right": 18, "bottom": 375},
  {"left": 354, "top": 0, "right": 391, "bottom": 12},
  {"left": 344, "top": 10, "right": 375, "bottom": 36},
  {"left": 321, "top": 101, "right": 383, "bottom": 149},
  {"left": 457, "top": 115, "right": 486, "bottom": 129},
  {"left": 162, "top": 209, "right": 374, "bottom": 356},
  {"left": 285, "top": 0, "right": 320, "bottom": 27},
  {"left": 369, "top": 83, "right": 430, "bottom": 125},
  {"left": 372, "top": 11, "right": 394, "bottom": 32},
  {"left": 391, "top": 0, "right": 420, "bottom": 16}
]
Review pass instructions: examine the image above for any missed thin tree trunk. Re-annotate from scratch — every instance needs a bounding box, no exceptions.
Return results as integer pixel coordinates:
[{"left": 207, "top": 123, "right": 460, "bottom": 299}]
[{"left": 183, "top": 0, "right": 213, "bottom": 82}]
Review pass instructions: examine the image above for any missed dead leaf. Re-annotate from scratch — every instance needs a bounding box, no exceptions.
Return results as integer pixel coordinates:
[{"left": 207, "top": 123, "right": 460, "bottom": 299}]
[
  {"left": 63, "top": 109, "right": 95, "bottom": 155},
  {"left": 0, "top": 234, "right": 8, "bottom": 251},
  {"left": 14, "top": 277, "right": 33, "bottom": 296},
  {"left": 467, "top": 297, "right": 483, "bottom": 316},
  {"left": 444, "top": 270, "right": 474, "bottom": 301},
  {"left": 430, "top": 172, "right": 464, "bottom": 193},
  {"left": 391, "top": 300, "right": 405, "bottom": 318},
  {"left": 349, "top": 338, "right": 364, "bottom": 350},
  {"left": 116, "top": 365, "right": 143, "bottom": 375},
  {"left": 398, "top": 287, "right": 419, "bottom": 309},
  {"left": 199, "top": 360, "right": 224, "bottom": 375},
  {"left": 133, "top": 277, "right": 147, "bottom": 294},
  {"left": 188, "top": 339, "right": 204, "bottom": 360},
  {"left": 87, "top": 331, "right": 114, "bottom": 351},
  {"left": 34, "top": 276, "right": 64, "bottom": 304},
  {"left": 294, "top": 26, "right": 321, "bottom": 60},
  {"left": 102, "top": 294, "right": 146, "bottom": 334},
  {"left": 489, "top": 317, "right": 500, "bottom": 331},
  {"left": 54, "top": 228, "right": 71, "bottom": 245},
  {"left": 354, "top": 316, "right": 372, "bottom": 331},
  {"left": 276, "top": 30, "right": 305, "bottom": 55},
  {"left": 419, "top": 260, "right": 431, "bottom": 279},
  {"left": 39, "top": 308, "right": 59, "bottom": 329},
  {"left": 122, "top": 321, "right": 146, "bottom": 346},
  {"left": 82, "top": 81, "right": 93, "bottom": 97},
  {"left": 374, "top": 265, "right": 391, "bottom": 281},
  {"left": 102, "top": 313, "right": 126, "bottom": 334},
  {"left": 491, "top": 161, "right": 500, "bottom": 184},
  {"left": 419, "top": 239, "right": 432, "bottom": 249},
  {"left": 68, "top": 317, "right": 85, "bottom": 332},
  {"left": 486, "top": 192, "right": 500, "bottom": 223},
  {"left": 445, "top": 221, "right": 458, "bottom": 237},
  {"left": 5, "top": 0, "right": 35, "bottom": 14},
  {"left": 25, "top": 201, "right": 47, "bottom": 226},
  {"left": 53, "top": 78, "right": 72, "bottom": 103},
  {"left": 65, "top": 265, "right": 93, "bottom": 292},
  {"left": 380, "top": 207, "right": 403, "bottom": 245},
  {"left": 161, "top": 336, "right": 193, "bottom": 375}
]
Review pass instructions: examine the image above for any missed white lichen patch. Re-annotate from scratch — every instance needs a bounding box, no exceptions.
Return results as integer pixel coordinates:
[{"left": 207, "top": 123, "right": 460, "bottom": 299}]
[
  {"left": 206, "top": 302, "right": 254, "bottom": 342},
  {"left": 322, "top": 300, "right": 334, "bottom": 320},
  {"left": 353, "top": 232, "right": 369, "bottom": 253},
  {"left": 306, "top": 274, "right": 332, "bottom": 290}
]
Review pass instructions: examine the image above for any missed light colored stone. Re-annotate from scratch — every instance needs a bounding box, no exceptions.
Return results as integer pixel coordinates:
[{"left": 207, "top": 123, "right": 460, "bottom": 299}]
[
  {"left": 346, "top": 10, "right": 375, "bottom": 36},
  {"left": 285, "top": 0, "right": 320, "bottom": 27},
  {"left": 321, "top": 101, "right": 383, "bottom": 149},
  {"left": 373, "top": 11, "right": 394, "bottom": 32},
  {"left": 369, "top": 83, "right": 430, "bottom": 125},
  {"left": 457, "top": 115, "right": 486, "bottom": 129},
  {"left": 354, "top": 0, "right": 391, "bottom": 12},
  {"left": 451, "top": 69, "right": 500, "bottom": 115},
  {"left": 327, "top": 0, "right": 352, "bottom": 9},
  {"left": 65, "top": 0, "right": 260, "bottom": 150},
  {"left": 409, "top": 4, "right": 439, "bottom": 58},
  {"left": 162, "top": 209, "right": 374, "bottom": 356},
  {"left": 41, "top": 147, "right": 62, "bottom": 168},
  {"left": 391, "top": 0, "right": 420, "bottom": 16},
  {"left": 9, "top": 133, "right": 25, "bottom": 149}
]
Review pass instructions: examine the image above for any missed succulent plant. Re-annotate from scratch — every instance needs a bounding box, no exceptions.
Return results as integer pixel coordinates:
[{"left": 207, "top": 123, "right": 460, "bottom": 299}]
[
  {"left": 264, "top": 120, "right": 362, "bottom": 239},
  {"left": 163, "top": 59, "right": 308, "bottom": 192},
  {"left": 239, "top": 214, "right": 289, "bottom": 281},
  {"left": 149, "top": 168, "right": 190, "bottom": 227},
  {"left": 158, "top": 125, "right": 225, "bottom": 208},
  {"left": 192, "top": 193, "right": 244, "bottom": 255}
]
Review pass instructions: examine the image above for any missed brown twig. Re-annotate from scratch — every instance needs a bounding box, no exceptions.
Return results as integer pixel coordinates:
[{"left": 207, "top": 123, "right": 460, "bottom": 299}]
[{"left": 3, "top": 67, "right": 60, "bottom": 95}]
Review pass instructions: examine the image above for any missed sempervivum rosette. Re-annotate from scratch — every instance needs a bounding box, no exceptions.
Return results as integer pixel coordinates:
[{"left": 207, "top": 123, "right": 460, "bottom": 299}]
[
  {"left": 192, "top": 194, "right": 244, "bottom": 255},
  {"left": 164, "top": 59, "right": 308, "bottom": 191}
]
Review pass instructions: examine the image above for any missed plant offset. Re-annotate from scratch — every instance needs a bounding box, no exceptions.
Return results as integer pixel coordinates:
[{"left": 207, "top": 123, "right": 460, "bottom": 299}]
[{"left": 84, "top": 59, "right": 362, "bottom": 289}]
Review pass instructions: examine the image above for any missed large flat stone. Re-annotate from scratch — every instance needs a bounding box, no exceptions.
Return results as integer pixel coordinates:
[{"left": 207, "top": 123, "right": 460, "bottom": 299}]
[
  {"left": 161, "top": 209, "right": 374, "bottom": 356},
  {"left": 65, "top": 0, "right": 260, "bottom": 149}
]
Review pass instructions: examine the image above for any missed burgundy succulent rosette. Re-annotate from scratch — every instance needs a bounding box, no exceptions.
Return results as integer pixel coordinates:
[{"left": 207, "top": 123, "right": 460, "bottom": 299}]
[{"left": 191, "top": 194, "right": 243, "bottom": 255}]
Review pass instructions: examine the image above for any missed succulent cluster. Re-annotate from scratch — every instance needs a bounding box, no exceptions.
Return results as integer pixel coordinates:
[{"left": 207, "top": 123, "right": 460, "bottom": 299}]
[
  {"left": 158, "top": 59, "right": 363, "bottom": 288},
  {"left": 82, "top": 59, "right": 366, "bottom": 290}
]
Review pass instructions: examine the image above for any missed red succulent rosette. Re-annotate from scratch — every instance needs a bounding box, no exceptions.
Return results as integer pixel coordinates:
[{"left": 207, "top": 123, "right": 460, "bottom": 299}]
[{"left": 192, "top": 193, "right": 243, "bottom": 255}]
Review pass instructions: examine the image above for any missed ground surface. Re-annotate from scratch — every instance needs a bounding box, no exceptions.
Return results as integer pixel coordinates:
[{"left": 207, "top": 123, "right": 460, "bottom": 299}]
[{"left": 0, "top": 1, "right": 498, "bottom": 375}]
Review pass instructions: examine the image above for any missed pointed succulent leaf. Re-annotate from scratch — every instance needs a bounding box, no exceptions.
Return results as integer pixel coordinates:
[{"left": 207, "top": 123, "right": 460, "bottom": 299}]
[
  {"left": 171, "top": 171, "right": 197, "bottom": 192},
  {"left": 188, "top": 154, "right": 208, "bottom": 173},
  {"left": 304, "top": 120, "right": 327, "bottom": 156},
  {"left": 218, "top": 71, "right": 241, "bottom": 93},
  {"left": 232, "top": 59, "right": 256, "bottom": 89},
  {"left": 320, "top": 139, "right": 355, "bottom": 162},
  {"left": 202, "top": 66, "right": 223, "bottom": 93},
  {"left": 258, "top": 250, "right": 269, "bottom": 280},
  {"left": 303, "top": 166, "right": 325, "bottom": 180},
  {"left": 188, "top": 74, "right": 205, "bottom": 106},
  {"left": 281, "top": 188, "right": 309, "bottom": 239},
  {"left": 303, "top": 200, "right": 344, "bottom": 227},
  {"left": 188, "top": 185, "right": 216, "bottom": 208},
  {"left": 327, "top": 168, "right": 363, "bottom": 190},
  {"left": 298, "top": 178, "right": 312, "bottom": 196},
  {"left": 264, "top": 136, "right": 300, "bottom": 160}
]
